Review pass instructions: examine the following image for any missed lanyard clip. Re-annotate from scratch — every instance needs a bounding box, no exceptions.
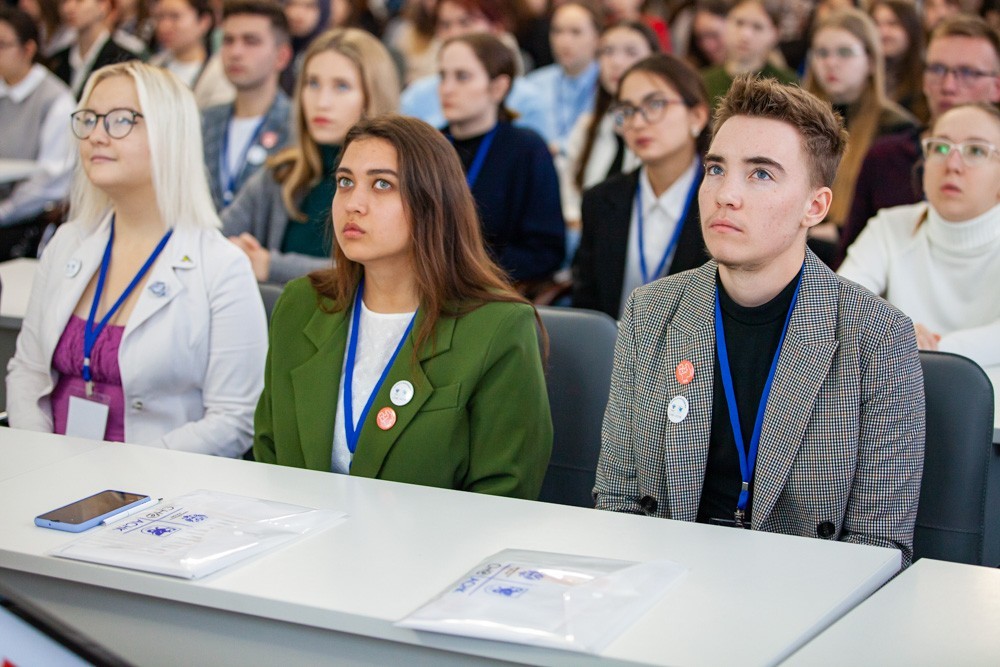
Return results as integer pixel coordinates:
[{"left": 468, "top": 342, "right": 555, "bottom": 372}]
[
  {"left": 85, "top": 380, "right": 94, "bottom": 398},
  {"left": 733, "top": 509, "right": 745, "bottom": 529}
]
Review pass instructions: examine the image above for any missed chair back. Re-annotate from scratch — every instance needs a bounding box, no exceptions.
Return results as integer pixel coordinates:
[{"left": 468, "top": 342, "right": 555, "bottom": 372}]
[
  {"left": 258, "top": 283, "right": 284, "bottom": 324},
  {"left": 536, "top": 306, "right": 618, "bottom": 507},
  {"left": 914, "top": 350, "right": 999, "bottom": 566}
]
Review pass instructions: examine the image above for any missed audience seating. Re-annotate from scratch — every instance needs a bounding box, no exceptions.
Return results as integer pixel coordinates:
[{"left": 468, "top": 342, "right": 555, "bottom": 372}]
[
  {"left": 536, "top": 306, "right": 618, "bottom": 507},
  {"left": 258, "top": 282, "right": 284, "bottom": 324},
  {"left": 914, "top": 350, "right": 999, "bottom": 566}
]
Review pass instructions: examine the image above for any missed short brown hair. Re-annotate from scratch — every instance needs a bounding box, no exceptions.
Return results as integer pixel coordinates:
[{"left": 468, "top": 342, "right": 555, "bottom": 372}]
[
  {"left": 930, "top": 14, "right": 1000, "bottom": 66},
  {"left": 309, "top": 115, "right": 534, "bottom": 357},
  {"left": 713, "top": 75, "right": 848, "bottom": 188},
  {"left": 223, "top": 0, "right": 290, "bottom": 43},
  {"left": 441, "top": 32, "right": 517, "bottom": 122}
]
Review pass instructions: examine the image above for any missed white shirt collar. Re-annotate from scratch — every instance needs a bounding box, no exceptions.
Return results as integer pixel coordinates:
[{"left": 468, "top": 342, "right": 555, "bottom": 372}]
[
  {"left": 0, "top": 64, "right": 49, "bottom": 103},
  {"left": 638, "top": 157, "right": 700, "bottom": 221}
]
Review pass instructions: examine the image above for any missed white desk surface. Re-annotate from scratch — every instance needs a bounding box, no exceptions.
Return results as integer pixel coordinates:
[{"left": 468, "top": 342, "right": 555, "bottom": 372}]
[
  {"left": 783, "top": 558, "right": 1000, "bottom": 666},
  {"left": 987, "top": 366, "right": 1000, "bottom": 444},
  {"left": 0, "top": 428, "right": 901, "bottom": 667},
  {"left": 0, "top": 159, "right": 42, "bottom": 184},
  {"left": 0, "top": 431, "right": 104, "bottom": 482},
  {"left": 0, "top": 257, "right": 38, "bottom": 325}
]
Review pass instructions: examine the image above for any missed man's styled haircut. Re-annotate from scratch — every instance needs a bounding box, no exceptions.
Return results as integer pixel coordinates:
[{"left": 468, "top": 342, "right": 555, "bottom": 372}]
[
  {"left": 713, "top": 76, "right": 848, "bottom": 188},
  {"left": 222, "top": 0, "right": 291, "bottom": 44},
  {"left": 929, "top": 14, "right": 1000, "bottom": 64}
]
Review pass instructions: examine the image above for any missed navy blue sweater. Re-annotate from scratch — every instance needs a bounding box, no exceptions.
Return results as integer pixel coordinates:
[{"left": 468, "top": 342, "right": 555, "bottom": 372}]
[{"left": 448, "top": 122, "right": 565, "bottom": 282}]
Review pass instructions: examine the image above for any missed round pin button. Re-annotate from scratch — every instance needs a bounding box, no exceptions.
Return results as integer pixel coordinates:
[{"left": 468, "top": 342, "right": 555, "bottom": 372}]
[
  {"left": 247, "top": 145, "right": 268, "bottom": 165},
  {"left": 676, "top": 360, "right": 694, "bottom": 385},
  {"left": 390, "top": 380, "right": 414, "bottom": 406},
  {"left": 667, "top": 395, "right": 689, "bottom": 424},
  {"left": 65, "top": 258, "right": 81, "bottom": 277},
  {"left": 376, "top": 406, "right": 397, "bottom": 430}
]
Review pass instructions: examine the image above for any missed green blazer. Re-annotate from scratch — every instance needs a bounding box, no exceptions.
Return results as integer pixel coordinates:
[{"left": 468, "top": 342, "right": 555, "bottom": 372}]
[{"left": 254, "top": 278, "right": 553, "bottom": 499}]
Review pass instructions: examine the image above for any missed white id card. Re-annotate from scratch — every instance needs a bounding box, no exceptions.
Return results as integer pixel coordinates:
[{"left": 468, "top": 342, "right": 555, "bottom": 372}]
[{"left": 66, "top": 394, "right": 110, "bottom": 440}]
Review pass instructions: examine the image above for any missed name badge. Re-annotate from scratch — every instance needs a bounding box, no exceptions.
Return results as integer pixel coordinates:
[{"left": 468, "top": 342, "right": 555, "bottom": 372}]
[{"left": 66, "top": 393, "right": 111, "bottom": 440}]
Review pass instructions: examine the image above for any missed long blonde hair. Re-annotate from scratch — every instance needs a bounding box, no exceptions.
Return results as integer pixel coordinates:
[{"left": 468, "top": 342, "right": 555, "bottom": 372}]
[
  {"left": 271, "top": 28, "right": 400, "bottom": 220},
  {"left": 71, "top": 62, "right": 221, "bottom": 231},
  {"left": 805, "top": 8, "right": 912, "bottom": 226}
]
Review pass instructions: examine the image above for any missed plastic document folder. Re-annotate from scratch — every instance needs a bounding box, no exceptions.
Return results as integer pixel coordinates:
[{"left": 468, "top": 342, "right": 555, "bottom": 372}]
[
  {"left": 398, "top": 548, "right": 687, "bottom": 653},
  {"left": 49, "top": 489, "right": 346, "bottom": 579}
]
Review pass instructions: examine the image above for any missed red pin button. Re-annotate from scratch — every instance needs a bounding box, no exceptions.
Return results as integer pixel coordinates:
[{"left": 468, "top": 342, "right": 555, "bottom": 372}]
[
  {"left": 376, "top": 407, "right": 397, "bottom": 430},
  {"left": 676, "top": 360, "right": 694, "bottom": 385},
  {"left": 261, "top": 131, "right": 278, "bottom": 149}
]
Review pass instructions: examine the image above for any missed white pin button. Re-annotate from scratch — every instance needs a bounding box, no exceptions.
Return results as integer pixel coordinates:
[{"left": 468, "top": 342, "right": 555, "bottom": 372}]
[
  {"left": 65, "top": 258, "right": 81, "bottom": 277},
  {"left": 149, "top": 281, "right": 167, "bottom": 297},
  {"left": 667, "top": 395, "right": 689, "bottom": 424},
  {"left": 390, "top": 380, "right": 414, "bottom": 406},
  {"left": 247, "top": 145, "right": 268, "bottom": 165}
]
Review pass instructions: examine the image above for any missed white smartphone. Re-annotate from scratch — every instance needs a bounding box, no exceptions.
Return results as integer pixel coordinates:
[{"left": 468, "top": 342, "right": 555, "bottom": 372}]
[{"left": 34, "top": 490, "right": 152, "bottom": 533}]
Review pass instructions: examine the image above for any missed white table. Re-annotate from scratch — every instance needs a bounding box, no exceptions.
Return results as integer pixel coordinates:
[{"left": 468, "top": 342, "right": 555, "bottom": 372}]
[
  {"left": 0, "top": 159, "right": 42, "bottom": 184},
  {"left": 0, "top": 429, "right": 901, "bottom": 667},
  {"left": 783, "top": 558, "right": 1000, "bottom": 665},
  {"left": 987, "top": 367, "right": 1000, "bottom": 444}
]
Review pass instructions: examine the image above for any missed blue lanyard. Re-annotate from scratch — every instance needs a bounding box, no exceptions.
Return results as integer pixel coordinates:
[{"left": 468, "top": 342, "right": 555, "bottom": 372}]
[
  {"left": 343, "top": 280, "right": 416, "bottom": 454},
  {"left": 713, "top": 267, "right": 802, "bottom": 523},
  {"left": 636, "top": 165, "right": 699, "bottom": 284},
  {"left": 82, "top": 217, "right": 173, "bottom": 395},
  {"left": 449, "top": 124, "right": 499, "bottom": 189},
  {"left": 219, "top": 113, "right": 267, "bottom": 206}
]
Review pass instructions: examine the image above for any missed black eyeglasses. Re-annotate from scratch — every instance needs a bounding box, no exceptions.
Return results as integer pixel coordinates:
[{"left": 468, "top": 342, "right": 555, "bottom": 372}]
[
  {"left": 70, "top": 108, "right": 144, "bottom": 140},
  {"left": 611, "top": 97, "right": 685, "bottom": 129},
  {"left": 924, "top": 63, "right": 999, "bottom": 87}
]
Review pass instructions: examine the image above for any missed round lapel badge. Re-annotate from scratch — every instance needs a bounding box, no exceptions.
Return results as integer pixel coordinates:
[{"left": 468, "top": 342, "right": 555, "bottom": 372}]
[
  {"left": 376, "top": 406, "right": 397, "bottom": 430},
  {"left": 246, "top": 145, "right": 268, "bottom": 165},
  {"left": 675, "top": 360, "right": 694, "bottom": 385},
  {"left": 65, "top": 258, "right": 82, "bottom": 277},
  {"left": 390, "top": 380, "right": 414, "bottom": 406},
  {"left": 667, "top": 395, "right": 689, "bottom": 424}
]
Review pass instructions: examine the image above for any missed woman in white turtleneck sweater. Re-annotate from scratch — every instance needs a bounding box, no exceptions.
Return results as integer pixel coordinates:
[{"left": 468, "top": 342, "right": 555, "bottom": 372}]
[{"left": 839, "top": 103, "right": 1000, "bottom": 368}]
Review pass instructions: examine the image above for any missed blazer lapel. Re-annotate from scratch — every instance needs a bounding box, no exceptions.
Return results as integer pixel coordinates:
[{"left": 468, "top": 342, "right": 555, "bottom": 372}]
[
  {"left": 349, "top": 314, "right": 456, "bottom": 478},
  {"left": 123, "top": 229, "right": 191, "bottom": 336},
  {"left": 751, "top": 252, "right": 839, "bottom": 527},
  {"left": 290, "top": 304, "right": 349, "bottom": 471},
  {"left": 54, "top": 221, "right": 109, "bottom": 327},
  {"left": 656, "top": 262, "right": 717, "bottom": 521}
]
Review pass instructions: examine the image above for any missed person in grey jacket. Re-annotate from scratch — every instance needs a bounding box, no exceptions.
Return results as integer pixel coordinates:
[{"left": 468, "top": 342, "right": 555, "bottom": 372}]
[
  {"left": 594, "top": 76, "right": 925, "bottom": 568},
  {"left": 222, "top": 27, "right": 399, "bottom": 284}
]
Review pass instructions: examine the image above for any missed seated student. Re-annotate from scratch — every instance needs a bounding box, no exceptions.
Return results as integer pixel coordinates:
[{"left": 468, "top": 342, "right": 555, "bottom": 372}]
[
  {"left": 401, "top": 0, "right": 547, "bottom": 138},
  {"left": 700, "top": 0, "right": 797, "bottom": 109},
  {"left": 561, "top": 19, "right": 659, "bottom": 227},
  {"left": 870, "top": 0, "right": 927, "bottom": 121},
  {"left": 20, "top": 0, "right": 76, "bottom": 57},
  {"left": 438, "top": 32, "right": 565, "bottom": 285},
  {"left": 839, "top": 15, "right": 1000, "bottom": 265},
  {"left": 6, "top": 62, "right": 268, "bottom": 457},
  {"left": 803, "top": 8, "right": 916, "bottom": 247},
  {"left": 0, "top": 7, "right": 75, "bottom": 250},
  {"left": 524, "top": 1, "right": 602, "bottom": 152},
  {"left": 601, "top": 0, "right": 670, "bottom": 52},
  {"left": 254, "top": 114, "right": 553, "bottom": 499},
  {"left": 839, "top": 103, "right": 1000, "bottom": 369},
  {"left": 594, "top": 76, "right": 925, "bottom": 567},
  {"left": 46, "top": 0, "right": 142, "bottom": 98},
  {"left": 221, "top": 28, "right": 398, "bottom": 284},
  {"left": 573, "top": 54, "right": 710, "bottom": 318},
  {"left": 149, "top": 0, "right": 235, "bottom": 109},
  {"left": 202, "top": 0, "right": 292, "bottom": 211},
  {"left": 278, "top": 0, "right": 329, "bottom": 94}
]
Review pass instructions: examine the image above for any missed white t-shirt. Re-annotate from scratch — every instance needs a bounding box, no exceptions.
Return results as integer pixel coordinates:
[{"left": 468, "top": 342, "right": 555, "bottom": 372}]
[
  {"left": 331, "top": 300, "right": 416, "bottom": 473},
  {"left": 164, "top": 58, "right": 203, "bottom": 88},
  {"left": 221, "top": 115, "right": 264, "bottom": 194}
]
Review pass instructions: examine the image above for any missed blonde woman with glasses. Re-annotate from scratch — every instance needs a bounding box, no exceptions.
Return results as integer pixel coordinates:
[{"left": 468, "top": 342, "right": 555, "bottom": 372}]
[
  {"left": 6, "top": 61, "right": 268, "bottom": 456},
  {"left": 839, "top": 103, "right": 1000, "bottom": 369}
]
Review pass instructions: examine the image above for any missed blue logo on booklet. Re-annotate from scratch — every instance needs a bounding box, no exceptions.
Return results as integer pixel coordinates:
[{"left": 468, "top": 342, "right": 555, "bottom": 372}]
[
  {"left": 143, "top": 525, "right": 178, "bottom": 537},
  {"left": 182, "top": 514, "right": 207, "bottom": 523},
  {"left": 488, "top": 585, "right": 527, "bottom": 598},
  {"left": 518, "top": 569, "right": 543, "bottom": 581}
]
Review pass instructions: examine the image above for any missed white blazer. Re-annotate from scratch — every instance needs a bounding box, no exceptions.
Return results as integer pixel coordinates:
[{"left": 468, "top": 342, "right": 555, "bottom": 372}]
[{"left": 6, "top": 217, "right": 268, "bottom": 457}]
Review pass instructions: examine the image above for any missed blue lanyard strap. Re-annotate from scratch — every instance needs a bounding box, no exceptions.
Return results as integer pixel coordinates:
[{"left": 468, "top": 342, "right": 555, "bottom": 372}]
[
  {"left": 449, "top": 125, "right": 499, "bottom": 189},
  {"left": 343, "top": 280, "right": 417, "bottom": 454},
  {"left": 636, "top": 165, "right": 699, "bottom": 285},
  {"left": 219, "top": 113, "right": 267, "bottom": 205},
  {"left": 713, "top": 267, "right": 803, "bottom": 518},
  {"left": 83, "top": 218, "right": 173, "bottom": 390}
]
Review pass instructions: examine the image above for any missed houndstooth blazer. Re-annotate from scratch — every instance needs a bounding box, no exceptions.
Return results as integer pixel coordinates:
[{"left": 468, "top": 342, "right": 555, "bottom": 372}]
[{"left": 594, "top": 249, "right": 926, "bottom": 566}]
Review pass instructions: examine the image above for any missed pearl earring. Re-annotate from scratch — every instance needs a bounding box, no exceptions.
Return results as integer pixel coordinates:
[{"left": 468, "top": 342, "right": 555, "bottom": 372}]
[{"left": 691, "top": 127, "right": 701, "bottom": 138}]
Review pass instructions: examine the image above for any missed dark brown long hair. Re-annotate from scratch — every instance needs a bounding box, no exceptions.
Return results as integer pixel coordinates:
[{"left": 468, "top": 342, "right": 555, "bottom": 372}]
[
  {"left": 308, "top": 115, "right": 543, "bottom": 356},
  {"left": 870, "top": 0, "right": 926, "bottom": 122}
]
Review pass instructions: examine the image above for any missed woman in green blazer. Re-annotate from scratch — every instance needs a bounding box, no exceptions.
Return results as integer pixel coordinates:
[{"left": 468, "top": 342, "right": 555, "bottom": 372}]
[{"left": 253, "top": 114, "right": 553, "bottom": 499}]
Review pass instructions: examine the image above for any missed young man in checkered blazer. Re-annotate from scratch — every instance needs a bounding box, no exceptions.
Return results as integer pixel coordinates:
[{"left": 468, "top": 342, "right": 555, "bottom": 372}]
[{"left": 594, "top": 75, "right": 925, "bottom": 568}]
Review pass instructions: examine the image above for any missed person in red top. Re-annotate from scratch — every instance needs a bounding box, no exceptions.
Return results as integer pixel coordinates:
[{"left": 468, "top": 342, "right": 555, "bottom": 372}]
[{"left": 602, "top": 0, "right": 670, "bottom": 52}]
